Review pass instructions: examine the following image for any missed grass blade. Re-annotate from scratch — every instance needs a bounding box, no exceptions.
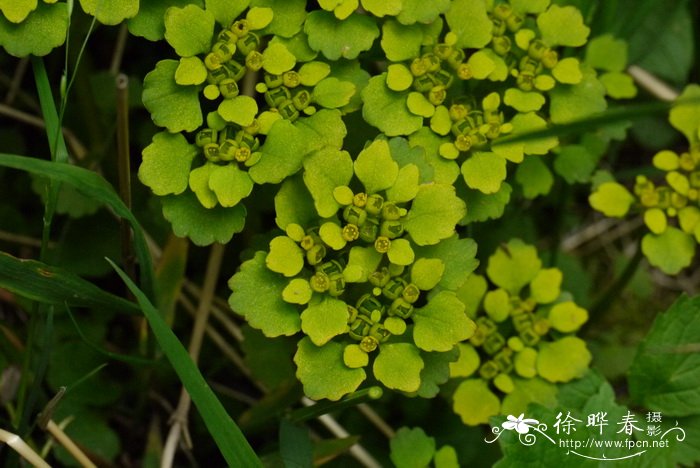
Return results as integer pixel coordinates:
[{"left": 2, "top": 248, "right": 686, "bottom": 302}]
[
  {"left": 107, "top": 259, "right": 262, "bottom": 467},
  {"left": 0, "top": 153, "right": 155, "bottom": 300}
]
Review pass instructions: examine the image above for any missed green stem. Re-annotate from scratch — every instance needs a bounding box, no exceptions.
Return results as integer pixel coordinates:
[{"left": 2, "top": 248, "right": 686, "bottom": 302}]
[
  {"left": 589, "top": 245, "right": 644, "bottom": 318},
  {"left": 288, "top": 387, "right": 383, "bottom": 425}
]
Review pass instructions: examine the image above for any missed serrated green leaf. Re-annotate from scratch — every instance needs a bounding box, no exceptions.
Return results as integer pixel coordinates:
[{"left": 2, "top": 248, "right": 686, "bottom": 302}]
[
  {"left": 642, "top": 228, "right": 695, "bottom": 274},
  {"left": 404, "top": 184, "right": 466, "bottom": 245},
  {"left": 381, "top": 20, "right": 423, "bottom": 62},
  {"left": 209, "top": 164, "right": 254, "bottom": 207},
  {"left": 415, "top": 236, "right": 478, "bottom": 292},
  {"left": 585, "top": 34, "right": 627, "bottom": 72},
  {"left": 417, "top": 347, "right": 459, "bottom": 398},
  {"left": 549, "top": 67, "right": 606, "bottom": 124},
  {"left": 389, "top": 427, "right": 436, "bottom": 468},
  {"left": 460, "top": 182, "right": 512, "bottom": 224},
  {"left": 537, "top": 336, "right": 591, "bottom": 383},
  {"left": 413, "top": 291, "right": 474, "bottom": 352},
  {"left": 486, "top": 239, "right": 542, "bottom": 295},
  {"left": 162, "top": 191, "right": 246, "bottom": 246},
  {"left": 327, "top": 59, "right": 370, "bottom": 113},
  {"left": 304, "top": 11, "right": 379, "bottom": 60},
  {"left": 670, "top": 85, "right": 700, "bottom": 144},
  {"left": 266, "top": 236, "right": 305, "bottom": 277},
  {"left": 139, "top": 132, "right": 197, "bottom": 196},
  {"left": 251, "top": 0, "right": 306, "bottom": 38},
  {"left": 392, "top": 135, "right": 438, "bottom": 183},
  {"left": 361, "top": 75, "right": 423, "bottom": 136},
  {"left": 354, "top": 139, "right": 399, "bottom": 194},
  {"left": 143, "top": 59, "right": 202, "bottom": 132},
  {"left": 373, "top": 343, "right": 423, "bottom": 392},
  {"left": 301, "top": 297, "right": 349, "bottom": 346},
  {"left": 461, "top": 152, "right": 507, "bottom": 194},
  {"left": 515, "top": 156, "right": 553, "bottom": 199},
  {"left": 0, "top": 0, "right": 36, "bottom": 23},
  {"left": 251, "top": 110, "right": 345, "bottom": 184},
  {"left": 164, "top": 4, "right": 214, "bottom": 56},
  {"left": 444, "top": 0, "right": 492, "bottom": 48},
  {"left": 629, "top": 294, "right": 700, "bottom": 416},
  {"left": 229, "top": 251, "right": 301, "bottom": 336},
  {"left": 313, "top": 77, "right": 356, "bottom": 109},
  {"left": 219, "top": 96, "right": 258, "bottom": 126},
  {"left": 453, "top": 379, "right": 500, "bottom": 426},
  {"left": 0, "top": 3, "right": 67, "bottom": 57},
  {"left": 396, "top": 0, "right": 450, "bottom": 25},
  {"left": 79, "top": 0, "right": 138, "bottom": 25},
  {"left": 294, "top": 337, "right": 366, "bottom": 400},
  {"left": 128, "top": 0, "right": 196, "bottom": 41},
  {"left": 174, "top": 56, "right": 207, "bottom": 86},
  {"left": 537, "top": 4, "right": 589, "bottom": 47},
  {"left": 589, "top": 181, "right": 634, "bottom": 217},
  {"left": 411, "top": 258, "right": 445, "bottom": 291},
  {"left": 387, "top": 238, "right": 415, "bottom": 266}
]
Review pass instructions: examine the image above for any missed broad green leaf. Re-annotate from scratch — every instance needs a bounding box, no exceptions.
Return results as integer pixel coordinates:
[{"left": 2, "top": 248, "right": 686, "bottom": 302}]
[
  {"left": 361, "top": 75, "right": 423, "bottom": 136},
  {"left": 644, "top": 208, "right": 668, "bottom": 235},
  {"left": 0, "top": 3, "right": 67, "bottom": 57},
  {"left": 304, "top": 11, "right": 379, "bottom": 60},
  {"left": 434, "top": 446, "right": 459, "bottom": 468},
  {"left": 0, "top": 152, "right": 155, "bottom": 298},
  {"left": 303, "top": 148, "right": 353, "bottom": 217},
  {"left": 354, "top": 139, "right": 399, "bottom": 194},
  {"left": 386, "top": 164, "right": 420, "bottom": 203},
  {"left": 548, "top": 301, "right": 588, "bottom": 333},
  {"left": 138, "top": 132, "right": 197, "bottom": 196},
  {"left": 189, "top": 163, "right": 218, "bottom": 208},
  {"left": 509, "top": 112, "right": 558, "bottom": 155},
  {"left": 515, "top": 156, "right": 553, "bottom": 199},
  {"left": 373, "top": 343, "right": 423, "bottom": 392},
  {"left": 251, "top": 0, "right": 306, "bottom": 38},
  {"left": 460, "top": 183, "right": 512, "bottom": 224},
  {"left": 327, "top": 59, "right": 371, "bottom": 113},
  {"left": 449, "top": 343, "right": 480, "bottom": 377},
  {"left": 585, "top": 34, "right": 627, "bottom": 72},
  {"left": 453, "top": 379, "right": 500, "bottom": 426},
  {"left": 389, "top": 427, "right": 436, "bottom": 468},
  {"left": 301, "top": 297, "right": 349, "bottom": 346},
  {"left": 537, "top": 4, "right": 589, "bottom": 47},
  {"left": 279, "top": 420, "right": 313, "bottom": 468},
  {"left": 143, "top": 60, "right": 202, "bottom": 132},
  {"left": 629, "top": 294, "right": 700, "bottom": 416},
  {"left": 396, "top": 0, "right": 450, "bottom": 25},
  {"left": 486, "top": 239, "right": 542, "bottom": 295},
  {"left": 274, "top": 176, "right": 318, "bottom": 230},
  {"left": 313, "top": 77, "right": 356, "bottom": 109},
  {"left": 162, "top": 191, "right": 246, "bottom": 246},
  {"left": 229, "top": 251, "right": 301, "bottom": 336},
  {"left": 500, "top": 377, "right": 558, "bottom": 417},
  {"left": 251, "top": 110, "right": 346, "bottom": 184},
  {"left": 599, "top": 72, "right": 638, "bottom": 99},
  {"left": 299, "top": 61, "right": 331, "bottom": 86},
  {"left": 413, "top": 292, "right": 474, "bottom": 352},
  {"left": 406, "top": 92, "right": 435, "bottom": 118},
  {"left": 266, "top": 236, "right": 304, "bottom": 277},
  {"left": 294, "top": 337, "right": 366, "bottom": 400},
  {"left": 392, "top": 135, "right": 438, "bottom": 184},
  {"left": 219, "top": 96, "right": 258, "bottom": 126},
  {"left": 262, "top": 42, "right": 296, "bottom": 75},
  {"left": 344, "top": 344, "right": 369, "bottom": 368},
  {"left": 552, "top": 57, "right": 582, "bottom": 84},
  {"left": 174, "top": 56, "right": 207, "bottom": 86},
  {"left": 381, "top": 20, "right": 423, "bottom": 62},
  {"left": 164, "top": 5, "right": 214, "bottom": 56},
  {"left": 588, "top": 182, "right": 634, "bottom": 217},
  {"left": 111, "top": 262, "right": 262, "bottom": 467},
  {"left": 205, "top": 0, "right": 248, "bottom": 26},
  {"left": 282, "top": 278, "right": 313, "bottom": 305},
  {"left": 537, "top": 336, "right": 592, "bottom": 383},
  {"left": 444, "top": 0, "right": 492, "bottom": 48},
  {"left": 417, "top": 347, "right": 459, "bottom": 398},
  {"left": 404, "top": 184, "right": 466, "bottom": 245},
  {"left": 530, "top": 268, "right": 562, "bottom": 304},
  {"left": 0, "top": 0, "right": 36, "bottom": 23},
  {"left": 670, "top": 85, "right": 700, "bottom": 144},
  {"left": 503, "top": 89, "right": 545, "bottom": 113},
  {"left": 128, "top": 0, "right": 196, "bottom": 41},
  {"left": 79, "top": 0, "right": 138, "bottom": 25},
  {"left": 411, "top": 258, "right": 445, "bottom": 291},
  {"left": 0, "top": 252, "right": 138, "bottom": 314},
  {"left": 642, "top": 228, "right": 695, "bottom": 274},
  {"left": 430, "top": 105, "right": 452, "bottom": 136},
  {"left": 461, "top": 152, "right": 507, "bottom": 194},
  {"left": 344, "top": 246, "right": 383, "bottom": 283},
  {"left": 483, "top": 289, "right": 511, "bottom": 322},
  {"left": 387, "top": 238, "right": 415, "bottom": 266},
  {"left": 509, "top": 0, "right": 550, "bottom": 14},
  {"left": 514, "top": 347, "right": 537, "bottom": 378},
  {"left": 209, "top": 164, "right": 254, "bottom": 207},
  {"left": 554, "top": 144, "right": 598, "bottom": 184},
  {"left": 51, "top": 409, "right": 120, "bottom": 465},
  {"left": 247, "top": 6, "right": 273, "bottom": 29},
  {"left": 415, "top": 235, "right": 478, "bottom": 291},
  {"left": 241, "top": 327, "right": 297, "bottom": 389},
  {"left": 360, "top": 0, "right": 401, "bottom": 17},
  {"left": 319, "top": 222, "right": 347, "bottom": 250},
  {"left": 549, "top": 67, "right": 606, "bottom": 124}
]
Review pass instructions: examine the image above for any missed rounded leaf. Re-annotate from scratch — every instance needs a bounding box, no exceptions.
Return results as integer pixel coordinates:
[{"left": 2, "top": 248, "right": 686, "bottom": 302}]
[
  {"left": 138, "top": 132, "right": 197, "bottom": 196},
  {"left": 453, "top": 379, "right": 500, "bottom": 426},
  {"left": 373, "top": 343, "right": 424, "bottom": 392},
  {"left": 218, "top": 96, "right": 258, "bottom": 127},
  {"left": 266, "top": 236, "right": 305, "bottom": 277},
  {"left": 537, "top": 4, "right": 590, "bottom": 47},
  {"left": 404, "top": 185, "right": 466, "bottom": 246},
  {"left": 282, "top": 278, "right": 313, "bottom": 305},
  {"left": 486, "top": 239, "right": 542, "bottom": 295},
  {"left": 164, "top": 5, "right": 215, "bottom": 56},
  {"left": 413, "top": 291, "right": 475, "bottom": 352},
  {"left": 589, "top": 182, "right": 634, "bottom": 217},
  {"left": 530, "top": 268, "right": 562, "bottom": 304},
  {"left": 301, "top": 297, "right": 349, "bottom": 346},
  {"left": 295, "top": 337, "right": 366, "bottom": 400},
  {"left": 537, "top": 336, "right": 591, "bottom": 382},
  {"left": 410, "top": 258, "right": 445, "bottom": 291},
  {"left": 548, "top": 301, "right": 588, "bottom": 333},
  {"left": 642, "top": 228, "right": 695, "bottom": 275}
]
